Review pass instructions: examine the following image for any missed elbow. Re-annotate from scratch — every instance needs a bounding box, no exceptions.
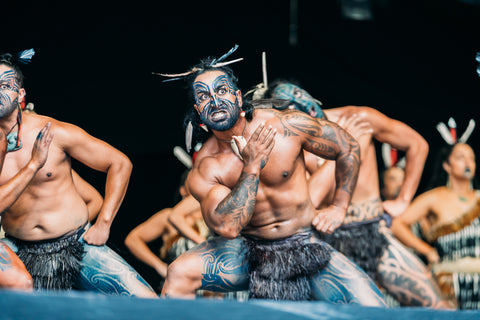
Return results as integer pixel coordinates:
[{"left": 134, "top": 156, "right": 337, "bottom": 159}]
[
  {"left": 124, "top": 232, "right": 137, "bottom": 250},
  {"left": 215, "top": 226, "right": 241, "bottom": 239}
]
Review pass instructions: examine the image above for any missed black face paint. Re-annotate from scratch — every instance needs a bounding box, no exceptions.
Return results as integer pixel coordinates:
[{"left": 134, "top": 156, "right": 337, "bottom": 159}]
[
  {"left": 0, "top": 70, "right": 21, "bottom": 118},
  {"left": 194, "top": 73, "right": 240, "bottom": 131}
]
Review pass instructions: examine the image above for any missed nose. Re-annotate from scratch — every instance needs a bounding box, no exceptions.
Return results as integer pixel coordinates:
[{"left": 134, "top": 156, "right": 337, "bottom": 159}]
[{"left": 209, "top": 95, "right": 221, "bottom": 108}]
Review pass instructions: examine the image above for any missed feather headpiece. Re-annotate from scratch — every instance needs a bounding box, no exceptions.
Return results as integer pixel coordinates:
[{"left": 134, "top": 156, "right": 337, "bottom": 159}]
[
  {"left": 153, "top": 44, "right": 243, "bottom": 82},
  {"left": 436, "top": 117, "right": 475, "bottom": 145},
  {"left": 382, "top": 143, "right": 405, "bottom": 169}
]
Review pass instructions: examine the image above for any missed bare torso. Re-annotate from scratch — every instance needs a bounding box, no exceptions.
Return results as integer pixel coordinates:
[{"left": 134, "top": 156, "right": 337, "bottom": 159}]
[
  {"left": 421, "top": 187, "right": 479, "bottom": 233},
  {"left": 324, "top": 107, "right": 382, "bottom": 223},
  {"left": 191, "top": 109, "right": 316, "bottom": 240},
  {"left": 0, "top": 113, "right": 88, "bottom": 240}
]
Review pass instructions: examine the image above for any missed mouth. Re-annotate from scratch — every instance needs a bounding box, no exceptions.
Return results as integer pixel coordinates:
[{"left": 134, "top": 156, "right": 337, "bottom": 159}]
[
  {"left": 309, "top": 107, "right": 317, "bottom": 117},
  {"left": 210, "top": 110, "right": 228, "bottom": 122},
  {"left": 464, "top": 168, "right": 472, "bottom": 178}
]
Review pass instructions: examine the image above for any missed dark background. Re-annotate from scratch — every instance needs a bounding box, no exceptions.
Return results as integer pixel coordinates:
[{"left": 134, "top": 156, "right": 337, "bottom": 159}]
[{"left": 3, "top": 0, "right": 480, "bottom": 289}]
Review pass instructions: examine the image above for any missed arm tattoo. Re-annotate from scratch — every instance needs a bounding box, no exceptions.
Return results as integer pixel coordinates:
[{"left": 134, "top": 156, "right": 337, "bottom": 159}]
[
  {"left": 279, "top": 111, "right": 360, "bottom": 195},
  {"left": 216, "top": 171, "right": 259, "bottom": 234}
]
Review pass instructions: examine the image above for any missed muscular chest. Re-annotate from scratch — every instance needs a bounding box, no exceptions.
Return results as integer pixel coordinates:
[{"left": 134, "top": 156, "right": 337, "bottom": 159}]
[
  {"left": 0, "top": 131, "right": 68, "bottom": 185},
  {"left": 219, "top": 137, "right": 303, "bottom": 190}
]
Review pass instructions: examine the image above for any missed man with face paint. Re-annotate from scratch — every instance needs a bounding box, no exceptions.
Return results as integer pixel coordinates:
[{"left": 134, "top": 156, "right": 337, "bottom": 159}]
[
  {"left": 392, "top": 137, "right": 480, "bottom": 309},
  {"left": 160, "top": 55, "right": 386, "bottom": 305},
  {"left": 261, "top": 80, "right": 454, "bottom": 309},
  {"left": 0, "top": 51, "right": 157, "bottom": 297}
]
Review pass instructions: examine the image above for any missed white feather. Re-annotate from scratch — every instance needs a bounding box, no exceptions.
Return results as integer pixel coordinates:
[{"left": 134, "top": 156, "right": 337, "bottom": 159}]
[
  {"left": 381, "top": 143, "right": 392, "bottom": 168},
  {"left": 459, "top": 119, "right": 476, "bottom": 143},
  {"left": 173, "top": 146, "right": 192, "bottom": 169},
  {"left": 436, "top": 122, "right": 455, "bottom": 145}
]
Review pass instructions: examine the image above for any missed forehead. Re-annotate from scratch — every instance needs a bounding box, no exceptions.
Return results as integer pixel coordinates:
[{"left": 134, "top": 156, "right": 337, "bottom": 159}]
[
  {"left": 452, "top": 143, "right": 475, "bottom": 157},
  {"left": 385, "top": 167, "right": 404, "bottom": 178},
  {"left": 0, "top": 64, "right": 15, "bottom": 77},
  {"left": 194, "top": 70, "right": 229, "bottom": 86}
]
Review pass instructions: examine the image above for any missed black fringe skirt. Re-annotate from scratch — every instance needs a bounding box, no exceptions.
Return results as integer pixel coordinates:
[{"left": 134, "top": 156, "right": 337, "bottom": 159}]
[
  {"left": 245, "top": 232, "right": 332, "bottom": 301},
  {"left": 8, "top": 225, "right": 86, "bottom": 291},
  {"left": 320, "top": 219, "right": 388, "bottom": 282}
]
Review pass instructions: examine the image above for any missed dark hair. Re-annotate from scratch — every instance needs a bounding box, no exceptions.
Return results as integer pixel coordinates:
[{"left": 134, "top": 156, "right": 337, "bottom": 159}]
[
  {"left": 425, "top": 143, "right": 479, "bottom": 190},
  {"left": 260, "top": 78, "right": 302, "bottom": 100},
  {"left": 0, "top": 53, "right": 25, "bottom": 88},
  {"left": 182, "top": 57, "right": 254, "bottom": 147}
]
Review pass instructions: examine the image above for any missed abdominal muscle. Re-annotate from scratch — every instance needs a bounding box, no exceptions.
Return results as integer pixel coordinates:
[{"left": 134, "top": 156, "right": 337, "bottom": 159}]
[
  {"left": 241, "top": 198, "right": 315, "bottom": 240},
  {"left": 2, "top": 186, "right": 89, "bottom": 241}
]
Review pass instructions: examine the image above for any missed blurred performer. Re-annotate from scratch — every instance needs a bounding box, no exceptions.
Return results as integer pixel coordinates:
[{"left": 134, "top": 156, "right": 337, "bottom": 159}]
[
  {"left": 260, "top": 79, "right": 452, "bottom": 308},
  {"left": 392, "top": 118, "right": 479, "bottom": 309},
  {"left": 0, "top": 49, "right": 156, "bottom": 297}
]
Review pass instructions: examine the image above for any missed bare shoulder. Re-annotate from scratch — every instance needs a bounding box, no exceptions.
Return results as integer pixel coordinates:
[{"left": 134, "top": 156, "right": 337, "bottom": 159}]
[{"left": 325, "top": 105, "right": 379, "bottom": 120}]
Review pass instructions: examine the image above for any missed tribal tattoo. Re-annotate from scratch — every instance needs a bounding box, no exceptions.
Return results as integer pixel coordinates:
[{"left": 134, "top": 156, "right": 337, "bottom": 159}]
[
  {"left": 278, "top": 111, "right": 360, "bottom": 195},
  {"left": 193, "top": 73, "right": 240, "bottom": 131},
  {"left": 0, "top": 70, "right": 20, "bottom": 118},
  {"left": 0, "top": 245, "right": 13, "bottom": 272},
  {"left": 197, "top": 238, "right": 249, "bottom": 291},
  {"left": 215, "top": 171, "right": 259, "bottom": 234}
]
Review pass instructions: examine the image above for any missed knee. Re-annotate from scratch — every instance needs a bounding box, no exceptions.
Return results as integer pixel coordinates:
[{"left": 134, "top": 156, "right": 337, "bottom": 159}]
[
  {"left": 0, "top": 268, "right": 33, "bottom": 291},
  {"left": 163, "top": 255, "right": 202, "bottom": 297}
]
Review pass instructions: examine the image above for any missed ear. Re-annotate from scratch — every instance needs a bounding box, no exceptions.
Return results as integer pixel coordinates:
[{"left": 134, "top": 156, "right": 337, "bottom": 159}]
[
  {"left": 194, "top": 104, "right": 200, "bottom": 115},
  {"left": 18, "top": 88, "right": 26, "bottom": 102},
  {"left": 236, "top": 89, "right": 243, "bottom": 107},
  {"left": 442, "top": 161, "right": 451, "bottom": 174}
]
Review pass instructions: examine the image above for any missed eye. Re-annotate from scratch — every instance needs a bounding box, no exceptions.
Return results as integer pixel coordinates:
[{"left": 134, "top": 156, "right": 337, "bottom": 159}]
[
  {"left": 293, "top": 89, "right": 302, "bottom": 98},
  {"left": 0, "top": 84, "right": 8, "bottom": 90},
  {"left": 217, "top": 86, "right": 227, "bottom": 95}
]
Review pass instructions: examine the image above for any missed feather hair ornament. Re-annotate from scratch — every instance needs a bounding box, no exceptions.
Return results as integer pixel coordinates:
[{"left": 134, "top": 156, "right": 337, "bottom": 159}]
[
  {"left": 381, "top": 143, "right": 405, "bottom": 169},
  {"left": 436, "top": 117, "right": 476, "bottom": 145},
  {"left": 173, "top": 146, "right": 193, "bottom": 169},
  {"left": 17, "top": 49, "right": 35, "bottom": 64},
  {"left": 152, "top": 44, "right": 243, "bottom": 82},
  {"left": 245, "top": 52, "right": 269, "bottom": 100}
]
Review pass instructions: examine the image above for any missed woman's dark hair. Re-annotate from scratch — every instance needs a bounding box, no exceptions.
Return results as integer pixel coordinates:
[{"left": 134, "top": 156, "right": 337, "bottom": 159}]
[{"left": 425, "top": 143, "right": 479, "bottom": 190}]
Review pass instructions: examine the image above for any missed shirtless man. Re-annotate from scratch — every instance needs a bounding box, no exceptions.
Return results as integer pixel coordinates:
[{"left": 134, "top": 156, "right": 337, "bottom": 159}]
[
  {"left": 0, "top": 120, "right": 52, "bottom": 291},
  {"left": 160, "top": 54, "right": 385, "bottom": 305},
  {"left": 0, "top": 51, "right": 156, "bottom": 297},
  {"left": 264, "top": 80, "right": 453, "bottom": 308}
]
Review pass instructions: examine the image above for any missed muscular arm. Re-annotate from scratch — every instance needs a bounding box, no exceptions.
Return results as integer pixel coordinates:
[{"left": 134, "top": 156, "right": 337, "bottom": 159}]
[
  {"left": 281, "top": 111, "right": 360, "bottom": 211},
  {"left": 55, "top": 121, "right": 132, "bottom": 245},
  {"left": 391, "top": 191, "right": 438, "bottom": 261},
  {"left": 71, "top": 170, "right": 103, "bottom": 222},
  {"left": 124, "top": 209, "right": 172, "bottom": 278},
  {"left": 0, "top": 124, "right": 53, "bottom": 214},
  {"left": 361, "top": 106, "right": 429, "bottom": 215},
  {"left": 188, "top": 124, "right": 275, "bottom": 239},
  {"left": 167, "top": 195, "right": 206, "bottom": 244}
]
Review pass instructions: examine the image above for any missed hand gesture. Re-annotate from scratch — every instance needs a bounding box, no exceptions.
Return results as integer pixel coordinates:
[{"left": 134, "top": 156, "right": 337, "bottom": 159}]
[
  {"left": 83, "top": 222, "right": 110, "bottom": 246},
  {"left": 312, "top": 204, "right": 346, "bottom": 234},
  {"left": 30, "top": 122, "right": 54, "bottom": 169},
  {"left": 426, "top": 248, "right": 440, "bottom": 265},
  {"left": 233, "top": 122, "right": 276, "bottom": 169},
  {"left": 383, "top": 198, "right": 409, "bottom": 218}
]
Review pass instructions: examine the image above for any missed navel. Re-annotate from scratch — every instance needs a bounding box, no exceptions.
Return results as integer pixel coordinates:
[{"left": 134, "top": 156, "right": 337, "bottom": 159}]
[
  {"left": 282, "top": 171, "right": 289, "bottom": 178},
  {"left": 46, "top": 172, "right": 52, "bottom": 178}
]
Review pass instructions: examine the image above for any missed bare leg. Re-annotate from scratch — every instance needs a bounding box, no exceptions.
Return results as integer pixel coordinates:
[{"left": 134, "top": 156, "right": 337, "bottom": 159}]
[
  {"left": 0, "top": 240, "right": 33, "bottom": 290},
  {"left": 310, "top": 246, "right": 386, "bottom": 306},
  {"left": 76, "top": 242, "right": 158, "bottom": 298},
  {"left": 162, "top": 236, "right": 249, "bottom": 298},
  {"left": 376, "top": 228, "right": 455, "bottom": 309}
]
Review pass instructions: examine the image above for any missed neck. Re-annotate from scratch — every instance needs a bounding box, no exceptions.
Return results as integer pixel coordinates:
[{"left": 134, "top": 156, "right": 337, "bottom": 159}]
[
  {"left": 0, "top": 108, "right": 20, "bottom": 134},
  {"left": 214, "top": 117, "right": 247, "bottom": 144},
  {"left": 447, "top": 177, "right": 474, "bottom": 194}
]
